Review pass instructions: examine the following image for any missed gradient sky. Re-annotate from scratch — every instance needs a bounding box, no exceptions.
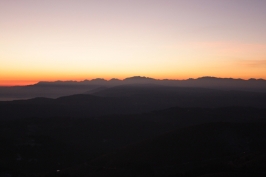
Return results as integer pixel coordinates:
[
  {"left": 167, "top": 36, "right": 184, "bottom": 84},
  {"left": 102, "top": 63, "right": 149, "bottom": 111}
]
[{"left": 1, "top": 0, "right": 266, "bottom": 85}]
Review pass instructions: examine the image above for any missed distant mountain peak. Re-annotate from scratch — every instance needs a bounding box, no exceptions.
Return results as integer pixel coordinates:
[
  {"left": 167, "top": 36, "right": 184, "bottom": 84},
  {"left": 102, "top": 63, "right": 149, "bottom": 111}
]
[
  {"left": 124, "top": 76, "right": 155, "bottom": 80},
  {"left": 198, "top": 76, "right": 219, "bottom": 80},
  {"left": 197, "top": 76, "right": 245, "bottom": 81},
  {"left": 109, "top": 78, "right": 121, "bottom": 82},
  {"left": 91, "top": 78, "right": 106, "bottom": 81}
]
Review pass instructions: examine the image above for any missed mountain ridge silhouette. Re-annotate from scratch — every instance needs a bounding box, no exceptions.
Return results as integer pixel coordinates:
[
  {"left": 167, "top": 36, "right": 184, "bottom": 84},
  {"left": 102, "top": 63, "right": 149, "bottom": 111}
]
[
  {"left": 1, "top": 75, "right": 266, "bottom": 101},
  {"left": 34, "top": 76, "right": 266, "bottom": 85}
]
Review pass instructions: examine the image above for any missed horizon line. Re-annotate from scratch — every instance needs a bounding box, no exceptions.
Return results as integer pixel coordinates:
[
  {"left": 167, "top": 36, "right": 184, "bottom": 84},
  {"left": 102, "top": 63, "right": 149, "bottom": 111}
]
[{"left": 1, "top": 75, "right": 265, "bottom": 87}]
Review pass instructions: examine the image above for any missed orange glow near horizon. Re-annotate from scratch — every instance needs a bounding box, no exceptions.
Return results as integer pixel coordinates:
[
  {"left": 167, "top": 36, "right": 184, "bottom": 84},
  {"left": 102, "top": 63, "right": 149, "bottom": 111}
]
[
  {"left": 1, "top": 1, "right": 266, "bottom": 86},
  {"left": 1, "top": 72, "right": 266, "bottom": 86}
]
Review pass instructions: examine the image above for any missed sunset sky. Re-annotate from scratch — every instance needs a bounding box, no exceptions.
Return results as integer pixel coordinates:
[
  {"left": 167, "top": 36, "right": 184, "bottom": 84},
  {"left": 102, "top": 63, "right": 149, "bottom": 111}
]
[{"left": 1, "top": 0, "right": 266, "bottom": 86}]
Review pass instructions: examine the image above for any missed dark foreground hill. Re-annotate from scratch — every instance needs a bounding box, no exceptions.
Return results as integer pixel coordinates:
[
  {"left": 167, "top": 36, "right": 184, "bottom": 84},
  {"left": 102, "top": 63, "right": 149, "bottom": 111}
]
[
  {"left": 63, "top": 122, "right": 266, "bottom": 177},
  {"left": 0, "top": 106, "right": 266, "bottom": 176}
]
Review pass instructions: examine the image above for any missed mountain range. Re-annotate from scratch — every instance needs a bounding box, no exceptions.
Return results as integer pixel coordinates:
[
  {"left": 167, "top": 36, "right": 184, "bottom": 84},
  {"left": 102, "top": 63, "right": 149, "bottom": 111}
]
[{"left": 1, "top": 76, "right": 266, "bottom": 101}]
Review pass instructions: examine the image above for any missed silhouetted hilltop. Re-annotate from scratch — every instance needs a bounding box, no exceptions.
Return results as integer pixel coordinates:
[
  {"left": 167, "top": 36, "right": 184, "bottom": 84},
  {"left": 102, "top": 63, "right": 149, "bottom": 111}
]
[{"left": 123, "top": 76, "right": 156, "bottom": 84}]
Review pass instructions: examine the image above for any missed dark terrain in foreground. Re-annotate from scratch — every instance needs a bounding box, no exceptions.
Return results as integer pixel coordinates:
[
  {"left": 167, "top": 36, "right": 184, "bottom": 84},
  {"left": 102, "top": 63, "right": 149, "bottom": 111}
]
[{"left": 1, "top": 78, "right": 266, "bottom": 177}]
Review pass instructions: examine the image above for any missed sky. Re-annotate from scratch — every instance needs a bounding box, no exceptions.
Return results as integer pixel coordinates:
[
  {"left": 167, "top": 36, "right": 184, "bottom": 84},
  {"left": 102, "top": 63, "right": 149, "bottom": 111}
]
[{"left": 1, "top": 0, "right": 266, "bottom": 86}]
